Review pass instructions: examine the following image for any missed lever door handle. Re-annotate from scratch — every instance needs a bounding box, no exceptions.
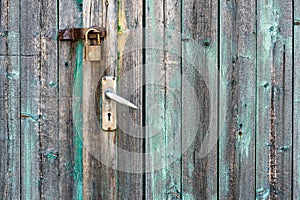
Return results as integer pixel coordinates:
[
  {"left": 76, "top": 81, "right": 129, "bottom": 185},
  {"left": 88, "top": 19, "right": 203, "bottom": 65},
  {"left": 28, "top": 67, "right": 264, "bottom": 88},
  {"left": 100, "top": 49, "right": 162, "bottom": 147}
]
[
  {"left": 105, "top": 90, "right": 138, "bottom": 110},
  {"left": 101, "top": 76, "right": 137, "bottom": 131}
]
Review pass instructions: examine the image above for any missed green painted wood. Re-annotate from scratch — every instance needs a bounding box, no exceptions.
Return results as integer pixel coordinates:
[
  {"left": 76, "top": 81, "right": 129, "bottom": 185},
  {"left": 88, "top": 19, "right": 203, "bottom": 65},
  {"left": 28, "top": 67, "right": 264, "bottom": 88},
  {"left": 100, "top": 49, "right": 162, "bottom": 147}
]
[
  {"left": 20, "top": 0, "right": 41, "bottom": 198},
  {"left": 163, "top": 0, "right": 182, "bottom": 199},
  {"left": 219, "top": 0, "right": 257, "bottom": 199},
  {"left": 294, "top": 1, "right": 300, "bottom": 199},
  {"left": 0, "top": 0, "right": 21, "bottom": 199},
  {"left": 145, "top": 0, "right": 182, "bottom": 199},
  {"left": 256, "top": 0, "right": 293, "bottom": 199},
  {"left": 58, "top": 0, "right": 83, "bottom": 199},
  {"left": 181, "top": 0, "right": 218, "bottom": 199},
  {"left": 116, "top": 0, "right": 144, "bottom": 199}
]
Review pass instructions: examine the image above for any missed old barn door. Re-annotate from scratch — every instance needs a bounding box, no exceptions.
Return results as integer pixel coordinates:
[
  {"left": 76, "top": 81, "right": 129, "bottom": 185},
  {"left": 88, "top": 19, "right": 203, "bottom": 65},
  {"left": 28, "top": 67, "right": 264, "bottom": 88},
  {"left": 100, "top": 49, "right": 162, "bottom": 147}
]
[{"left": 80, "top": 0, "right": 218, "bottom": 199}]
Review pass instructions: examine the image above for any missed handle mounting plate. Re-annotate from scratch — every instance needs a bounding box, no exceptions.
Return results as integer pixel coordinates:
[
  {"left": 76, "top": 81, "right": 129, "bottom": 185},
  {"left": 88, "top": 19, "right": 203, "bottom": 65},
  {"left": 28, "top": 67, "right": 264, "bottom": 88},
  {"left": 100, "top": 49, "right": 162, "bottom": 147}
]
[{"left": 102, "top": 76, "right": 117, "bottom": 131}]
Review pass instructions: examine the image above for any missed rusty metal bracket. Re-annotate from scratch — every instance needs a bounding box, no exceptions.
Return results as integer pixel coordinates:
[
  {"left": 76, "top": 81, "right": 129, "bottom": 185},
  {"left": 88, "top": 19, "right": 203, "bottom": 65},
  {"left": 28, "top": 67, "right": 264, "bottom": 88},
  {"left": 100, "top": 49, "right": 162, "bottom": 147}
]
[{"left": 58, "top": 27, "right": 106, "bottom": 41}]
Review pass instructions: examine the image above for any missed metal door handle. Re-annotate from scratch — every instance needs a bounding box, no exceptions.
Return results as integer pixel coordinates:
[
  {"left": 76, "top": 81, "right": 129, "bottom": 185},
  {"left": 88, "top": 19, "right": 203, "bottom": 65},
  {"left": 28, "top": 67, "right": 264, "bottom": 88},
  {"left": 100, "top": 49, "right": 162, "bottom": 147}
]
[
  {"left": 102, "top": 76, "right": 137, "bottom": 131},
  {"left": 105, "top": 90, "right": 138, "bottom": 110}
]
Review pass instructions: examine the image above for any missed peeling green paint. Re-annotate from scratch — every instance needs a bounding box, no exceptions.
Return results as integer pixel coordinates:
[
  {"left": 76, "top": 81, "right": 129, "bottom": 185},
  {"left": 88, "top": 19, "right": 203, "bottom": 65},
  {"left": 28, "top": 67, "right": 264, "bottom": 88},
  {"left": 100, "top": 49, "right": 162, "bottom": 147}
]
[
  {"left": 75, "top": 0, "right": 83, "bottom": 12},
  {"left": 73, "top": 41, "right": 83, "bottom": 200},
  {"left": 6, "top": 70, "right": 20, "bottom": 80},
  {"left": 45, "top": 150, "right": 59, "bottom": 160},
  {"left": 21, "top": 112, "right": 38, "bottom": 122},
  {"left": 48, "top": 81, "right": 58, "bottom": 88}
]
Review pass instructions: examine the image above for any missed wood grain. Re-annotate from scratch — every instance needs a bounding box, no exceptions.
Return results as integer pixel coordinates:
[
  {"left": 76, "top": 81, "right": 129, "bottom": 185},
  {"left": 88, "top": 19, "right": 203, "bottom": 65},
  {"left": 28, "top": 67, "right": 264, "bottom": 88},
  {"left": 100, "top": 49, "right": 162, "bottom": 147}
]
[
  {"left": 58, "top": 0, "right": 83, "bottom": 199},
  {"left": 145, "top": 0, "right": 169, "bottom": 199},
  {"left": 181, "top": 0, "right": 218, "bottom": 199},
  {"left": 116, "top": 0, "right": 144, "bottom": 199},
  {"left": 39, "top": 0, "right": 60, "bottom": 199},
  {"left": 293, "top": 0, "right": 300, "bottom": 198},
  {"left": 82, "top": 0, "right": 118, "bottom": 199},
  {"left": 292, "top": 2, "right": 300, "bottom": 199},
  {"left": 20, "top": 0, "right": 41, "bottom": 199},
  {"left": 0, "top": 0, "right": 21, "bottom": 199},
  {"left": 219, "top": 0, "right": 257, "bottom": 199},
  {"left": 256, "top": 0, "right": 293, "bottom": 199},
  {"left": 0, "top": 0, "right": 298, "bottom": 198}
]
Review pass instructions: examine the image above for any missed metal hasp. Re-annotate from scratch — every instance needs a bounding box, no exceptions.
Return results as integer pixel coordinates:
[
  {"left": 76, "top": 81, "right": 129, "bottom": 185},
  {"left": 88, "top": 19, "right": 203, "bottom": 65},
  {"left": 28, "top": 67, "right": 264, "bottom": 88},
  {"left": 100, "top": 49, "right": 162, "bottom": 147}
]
[
  {"left": 102, "top": 76, "right": 138, "bottom": 131},
  {"left": 58, "top": 27, "right": 106, "bottom": 41}
]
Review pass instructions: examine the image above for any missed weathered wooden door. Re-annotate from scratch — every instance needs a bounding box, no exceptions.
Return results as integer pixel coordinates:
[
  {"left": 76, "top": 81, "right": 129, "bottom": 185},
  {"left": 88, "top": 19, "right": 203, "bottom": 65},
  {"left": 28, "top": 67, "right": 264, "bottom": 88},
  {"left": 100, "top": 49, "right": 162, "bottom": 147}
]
[
  {"left": 78, "top": 0, "right": 219, "bottom": 199},
  {"left": 1, "top": 0, "right": 299, "bottom": 199}
]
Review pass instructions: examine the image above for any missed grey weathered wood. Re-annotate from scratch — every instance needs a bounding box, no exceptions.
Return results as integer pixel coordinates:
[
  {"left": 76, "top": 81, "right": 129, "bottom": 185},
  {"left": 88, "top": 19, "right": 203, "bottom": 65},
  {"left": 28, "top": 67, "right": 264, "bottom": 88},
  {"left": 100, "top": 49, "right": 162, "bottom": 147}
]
[
  {"left": 58, "top": 1, "right": 83, "bottom": 199},
  {"left": 256, "top": 0, "right": 293, "bottom": 199},
  {"left": 116, "top": 0, "right": 144, "bottom": 199},
  {"left": 82, "top": 0, "right": 118, "bottom": 199},
  {"left": 20, "top": 0, "right": 41, "bottom": 199},
  {"left": 0, "top": 0, "right": 298, "bottom": 198},
  {"left": 181, "top": 0, "right": 218, "bottom": 199},
  {"left": 0, "top": 0, "right": 21, "bottom": 199},
  {"left": 293, "top": 1, "right": 300, "bottom": 198},
  {"left": 39, "top": 0, "right": 60, "bottom": 199},
  {"left": 219, "top": 0, "right": 256, "bottom": 199},
  {"left": 0, "top": 0, "right": 6, "bottom": 56},
  {"left": 272, "top": 1, "right": 293, "bottom": 198},
  {"left": 0, "top": 57, "right": 21, "bottom": 200}
]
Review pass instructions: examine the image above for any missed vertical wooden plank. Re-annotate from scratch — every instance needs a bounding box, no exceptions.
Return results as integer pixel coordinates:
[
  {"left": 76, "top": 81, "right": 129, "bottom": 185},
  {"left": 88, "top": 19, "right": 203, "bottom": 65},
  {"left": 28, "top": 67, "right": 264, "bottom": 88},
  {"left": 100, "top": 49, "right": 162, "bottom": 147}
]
[
  {"left": 0, "top": 0, "right": 7, "bottom": 56},
  {"left": 116, "top": 0, "right": 143, "bottom": 198},
  {"left": 58, "top": 0, "right": 83, "bottom": 199},
  {"left": 82, "top": 0, "right": 118, "bottom": 199},
  {"left": 39, "top": 0, "right": 60, "bottom": 199},
  {"left": 20, "top": 0, "right": 42, "bottom": 199},
  {"left": 256, "top": 0, "right": 293, "bottom": 199},
  {"left": 163, "top": 0, "right": 182, "bottom": 199},
  {"left": 219, "top": 0, "right": 256, "bottom": 199},
  {"left": 144, "top": 0, "right": 166, "bottom": 199},
  {"left": 181, "top": 0, "right": 218, "bottom": 199},
  {"left": 293, "top": 1, "right": 300, "bottom": 198},
  {"left": 144, "top": 0, "right": 167, "bottom": 199},
  {"left": 0, "top": 0, "right": 21, "bottom": 198},
  {"left": 0, "top": 59, "right": 7, "bottom": 197},
  {"left": 20, "top": 0, "right": 41, "bottom": 199},
  {"left": 0, "top": 2, "right": 8, "bottom": 196},
  {"left": 145, "top": 0, "right": 183, "bottom": 199},
  {"left": 272, "top": 1, "right": 293, "bottom": 198}
]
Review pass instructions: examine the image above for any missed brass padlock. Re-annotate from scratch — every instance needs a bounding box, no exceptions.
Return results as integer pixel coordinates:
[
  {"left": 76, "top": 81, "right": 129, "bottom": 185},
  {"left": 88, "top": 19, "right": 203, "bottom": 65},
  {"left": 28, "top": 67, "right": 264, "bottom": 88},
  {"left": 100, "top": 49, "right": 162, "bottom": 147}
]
[{"left": 85, "top": 28, "right": 101, "bottom": 61}]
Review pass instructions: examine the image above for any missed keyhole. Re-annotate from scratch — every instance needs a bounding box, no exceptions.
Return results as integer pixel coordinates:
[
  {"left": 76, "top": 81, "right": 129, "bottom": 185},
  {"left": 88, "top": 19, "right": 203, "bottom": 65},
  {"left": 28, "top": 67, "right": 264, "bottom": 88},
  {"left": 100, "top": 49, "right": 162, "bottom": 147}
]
[{"left": 108, "top": 113, "right": 111, "bottom": 121}]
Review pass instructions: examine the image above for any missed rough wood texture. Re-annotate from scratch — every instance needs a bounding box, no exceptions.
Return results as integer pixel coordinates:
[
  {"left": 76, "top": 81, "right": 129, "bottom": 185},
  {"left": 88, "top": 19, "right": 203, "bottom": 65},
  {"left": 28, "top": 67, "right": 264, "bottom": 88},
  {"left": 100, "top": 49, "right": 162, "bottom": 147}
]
[
  {"left": 58, "top": 0, "right": 83, "bottom": 199},
  {"left": 294, "top": 1, "right": 300, "bottom": 199},
  {"left": 182, "top": 0, "right": 218, "bottom": 199},
  {"left": 82, "top": 0, "right": 118, "bottom": 199},
  {"left": 145, "top": 0, "right": 171, "bottom": 199},
  {"left": 116, "top": 0, "right": 144, "bottom": 199},
  {"left": 0, "top": 0, "right": 298, "bottom": 199},
  {"left": 0, "top": 0, "right": 21, "bottom": 199},
  {"left": 39, "top": 0, "right": 60, "bottom": 199},
  {"left": 219, "top": 0, "right": 256, "bottom": 199},
  {"left": 20, "top": 0, "right": 41, "bottom": 198},
  {"left": 256, "top": 0, "right": 293, "bottom": 199}
]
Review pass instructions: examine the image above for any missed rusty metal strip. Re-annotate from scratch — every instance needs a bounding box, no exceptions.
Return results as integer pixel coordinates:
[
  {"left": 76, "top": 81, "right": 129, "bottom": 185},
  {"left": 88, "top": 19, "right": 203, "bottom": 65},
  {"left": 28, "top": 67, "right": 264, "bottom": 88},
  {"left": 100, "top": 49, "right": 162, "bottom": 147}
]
[{"left": 58, "top": 27, "right": 106, "bottom": 41}]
